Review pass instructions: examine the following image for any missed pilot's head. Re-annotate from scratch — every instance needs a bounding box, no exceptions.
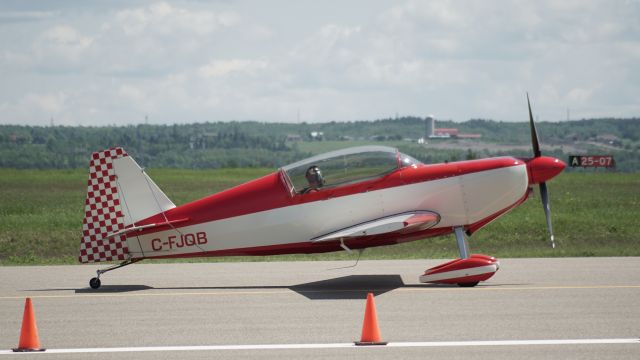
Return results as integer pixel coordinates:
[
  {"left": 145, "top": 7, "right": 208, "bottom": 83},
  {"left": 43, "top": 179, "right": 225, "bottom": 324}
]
[{"left": 305, "top": 165, "right": 324, "bottom": 189}]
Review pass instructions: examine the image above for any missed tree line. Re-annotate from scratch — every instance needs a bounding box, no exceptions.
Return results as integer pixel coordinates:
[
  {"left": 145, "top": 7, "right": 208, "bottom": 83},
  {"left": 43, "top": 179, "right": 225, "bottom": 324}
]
[{"left": 0, "top": 117, "right": 638, "bottom": 170}]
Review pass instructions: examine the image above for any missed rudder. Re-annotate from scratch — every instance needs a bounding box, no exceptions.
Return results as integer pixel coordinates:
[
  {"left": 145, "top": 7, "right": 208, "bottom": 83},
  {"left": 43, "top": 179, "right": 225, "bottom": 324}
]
[{"left": 79, "top": 148, "right": 130, "bottom": 263}]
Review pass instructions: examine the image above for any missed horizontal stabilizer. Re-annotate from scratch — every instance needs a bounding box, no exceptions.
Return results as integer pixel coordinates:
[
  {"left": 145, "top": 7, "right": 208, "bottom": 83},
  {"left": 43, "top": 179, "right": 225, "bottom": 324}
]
[
  {"left": 105, "top": 218, "right": 190, "bottom": 239},
  {"left": 311, "top": 211, "right": 440, "bottom": 242}
]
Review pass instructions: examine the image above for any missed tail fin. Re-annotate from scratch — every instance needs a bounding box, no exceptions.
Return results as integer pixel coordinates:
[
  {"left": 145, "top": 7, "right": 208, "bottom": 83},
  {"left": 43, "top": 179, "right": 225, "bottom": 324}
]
[{"left": 79, "top": 148, "right": 175, "bottom": 263}]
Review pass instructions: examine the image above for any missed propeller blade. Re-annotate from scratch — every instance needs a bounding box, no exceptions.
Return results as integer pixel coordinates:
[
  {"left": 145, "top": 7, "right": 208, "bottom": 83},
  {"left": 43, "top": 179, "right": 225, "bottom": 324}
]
[
  {"left": 528, "top": 94, "right": 556, "bottom": 247},
  {"left": 539, "top": 182, "right": 555, "bottom": 248},
  {"left": 527, "top": 93, "right": 541, "bottom": 158}
]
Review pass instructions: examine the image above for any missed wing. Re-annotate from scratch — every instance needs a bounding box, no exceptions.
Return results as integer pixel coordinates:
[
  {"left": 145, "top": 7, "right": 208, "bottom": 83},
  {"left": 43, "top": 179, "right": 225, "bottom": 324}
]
[{"left": 311, "top": 211, "right": 440, "bottom": 242}]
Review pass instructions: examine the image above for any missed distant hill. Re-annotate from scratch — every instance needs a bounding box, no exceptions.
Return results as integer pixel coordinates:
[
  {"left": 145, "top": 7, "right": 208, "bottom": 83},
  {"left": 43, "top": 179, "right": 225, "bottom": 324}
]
[{"left": 1, "top": 117, "right": 638, "bottom": 171}]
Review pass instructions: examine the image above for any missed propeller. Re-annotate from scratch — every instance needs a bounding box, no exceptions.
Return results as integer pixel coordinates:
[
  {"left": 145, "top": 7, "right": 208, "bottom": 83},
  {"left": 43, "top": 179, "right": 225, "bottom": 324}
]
[
  {"left": 527, "top": 93, "right": 556, "bottom": 248},
  {"left": 527, "top": 94, "right": 541, "bottom": 158}
]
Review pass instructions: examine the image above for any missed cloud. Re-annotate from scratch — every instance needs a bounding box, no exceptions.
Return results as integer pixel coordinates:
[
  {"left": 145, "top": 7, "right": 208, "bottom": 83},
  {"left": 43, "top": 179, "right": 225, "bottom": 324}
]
[
  {"left": 0, "top": 0, "right": 639, "bottom": 125},
  {"left": 117, "top": 84, "right": 146, "bottom": 104},
  {"left": 0, "top": 92, "right": 69, "bottom": 126},
  {"left": 30, "top": 25, "right": 94, "bottom": 70},
  {"left": 291, "top": 24, "right": 361, "bottom": 62},
  {"left": 198, "top": 59, "right": 268, "bottom": 78},
  {"left": 81, "top": 2, "right": 245, "bottom": 79},
  {"left": 566, "top": 87, "right": 594, "bottom": 104},
  {"left": 114, "top": 2, "right": 238, "bottom": 36},
  {"left": 22, "top": 92, "right": 67, "bottom": 113},
  {"left": 42, "top": 25, "right": 93, "bottom": 48},
  {"left": 0, "top": 10, "right": 58, "bottom": 23}
]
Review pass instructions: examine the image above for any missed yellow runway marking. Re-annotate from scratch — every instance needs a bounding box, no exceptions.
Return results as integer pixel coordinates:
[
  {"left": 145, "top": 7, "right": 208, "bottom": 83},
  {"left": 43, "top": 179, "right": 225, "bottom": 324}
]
[
  {"left": 0, "top": 284, "right": 639, "bottom": 300},
  {"left": 0, "top": 289, "right": 292, "bottom": 300},
  {"left": 399, "top": 284, "right": 640, "bottom": 292}
]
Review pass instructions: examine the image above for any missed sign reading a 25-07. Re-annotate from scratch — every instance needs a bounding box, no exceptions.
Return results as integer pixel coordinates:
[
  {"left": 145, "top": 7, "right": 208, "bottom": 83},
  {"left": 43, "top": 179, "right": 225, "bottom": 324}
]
[{"left": 568, "top": 155, "right": 615, "bottom": 168}]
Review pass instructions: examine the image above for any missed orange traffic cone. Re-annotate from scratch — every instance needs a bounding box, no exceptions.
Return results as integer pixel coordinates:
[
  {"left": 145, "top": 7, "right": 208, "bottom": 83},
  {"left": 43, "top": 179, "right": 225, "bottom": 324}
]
[
  {"left": 355, "top": 292, "right": 387, "bottom": 346},
  {"left": 13, "top": 298, "right": 45, "bottom": 352}
]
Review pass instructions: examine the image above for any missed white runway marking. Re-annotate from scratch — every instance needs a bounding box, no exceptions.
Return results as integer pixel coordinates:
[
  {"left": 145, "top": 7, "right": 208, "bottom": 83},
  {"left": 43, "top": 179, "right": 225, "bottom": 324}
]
[{"left": 1, "top": 338, "right": 637, "bottom": 355}]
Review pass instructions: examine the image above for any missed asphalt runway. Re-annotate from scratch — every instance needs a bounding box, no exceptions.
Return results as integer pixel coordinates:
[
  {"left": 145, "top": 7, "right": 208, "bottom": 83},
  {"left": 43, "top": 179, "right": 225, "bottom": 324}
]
[{"left": 0, "top": 258, "right": 639, "bottom": 359}]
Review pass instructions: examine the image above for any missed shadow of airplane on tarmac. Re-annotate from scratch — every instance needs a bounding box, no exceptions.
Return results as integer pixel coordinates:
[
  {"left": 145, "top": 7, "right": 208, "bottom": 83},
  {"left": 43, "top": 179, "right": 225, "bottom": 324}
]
[{"left": 23, "top": 274, "right": 519, "bottom": 300}]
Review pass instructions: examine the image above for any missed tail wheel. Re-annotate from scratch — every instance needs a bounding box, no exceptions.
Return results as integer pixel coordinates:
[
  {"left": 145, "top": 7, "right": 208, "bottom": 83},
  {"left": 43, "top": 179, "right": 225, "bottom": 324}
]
[
  {"left": 457, "top": 281, "right": 479, "bottom": 287},
  {"left": 89, "top": 277, "right": 101, "bottom": 289}
]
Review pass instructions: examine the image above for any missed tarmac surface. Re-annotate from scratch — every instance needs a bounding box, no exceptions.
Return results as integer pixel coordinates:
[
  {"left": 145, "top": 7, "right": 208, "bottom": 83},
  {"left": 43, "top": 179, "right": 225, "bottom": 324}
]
[{"left": 0, "top": 257, "right": 639, "bottom": 359}]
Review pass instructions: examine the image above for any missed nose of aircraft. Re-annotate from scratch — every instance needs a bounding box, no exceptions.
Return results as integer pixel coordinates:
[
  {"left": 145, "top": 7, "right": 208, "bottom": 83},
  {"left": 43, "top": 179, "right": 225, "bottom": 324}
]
[{"left": 526, "top": 156, "right": 566, "bottom": 185}]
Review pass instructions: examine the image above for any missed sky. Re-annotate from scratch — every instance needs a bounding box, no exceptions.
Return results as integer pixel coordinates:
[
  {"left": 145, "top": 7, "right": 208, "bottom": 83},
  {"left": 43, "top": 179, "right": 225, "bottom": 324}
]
[{"left": 1, "top": 0, "right": 639, "bottom": 126}]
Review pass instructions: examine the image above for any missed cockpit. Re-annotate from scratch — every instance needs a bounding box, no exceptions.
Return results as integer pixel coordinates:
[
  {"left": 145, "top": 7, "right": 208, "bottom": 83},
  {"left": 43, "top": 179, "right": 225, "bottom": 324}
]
[{"left": 280, "top": 146, "right": 421, "bottom": 195}]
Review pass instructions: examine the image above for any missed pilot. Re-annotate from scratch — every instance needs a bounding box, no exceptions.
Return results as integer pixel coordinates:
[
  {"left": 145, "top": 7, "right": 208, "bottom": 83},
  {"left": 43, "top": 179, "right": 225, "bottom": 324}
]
[{"left": 302, "top": 165, "right": 324, "bottom": 193}]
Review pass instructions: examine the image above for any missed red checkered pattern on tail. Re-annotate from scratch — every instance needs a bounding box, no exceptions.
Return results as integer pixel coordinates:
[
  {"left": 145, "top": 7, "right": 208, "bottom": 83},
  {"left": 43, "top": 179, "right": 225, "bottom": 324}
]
[{"left": 79, "top": 147, "right": 130, "bottom": 263}]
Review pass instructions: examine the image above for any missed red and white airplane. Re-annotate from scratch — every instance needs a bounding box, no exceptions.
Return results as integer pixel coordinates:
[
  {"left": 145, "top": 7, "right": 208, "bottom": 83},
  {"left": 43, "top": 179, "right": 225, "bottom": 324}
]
[{"left": 80, "top": 96, "right": 565, "bottom": 289}]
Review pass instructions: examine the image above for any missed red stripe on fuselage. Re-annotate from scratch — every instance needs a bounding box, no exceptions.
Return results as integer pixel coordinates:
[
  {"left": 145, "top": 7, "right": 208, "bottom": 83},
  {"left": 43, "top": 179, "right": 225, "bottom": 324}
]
[{"left": 131, "top": 157, "right": 524, "bottom": 236}]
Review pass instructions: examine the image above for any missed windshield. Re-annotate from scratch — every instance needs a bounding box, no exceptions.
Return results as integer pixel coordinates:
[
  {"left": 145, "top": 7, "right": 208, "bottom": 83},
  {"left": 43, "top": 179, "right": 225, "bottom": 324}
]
[
  {"left": 400, "top": 153, "right": 421, "bottom": 167},
  {"left": 282, "top": 146, "right": 402, "bottom": 193}
]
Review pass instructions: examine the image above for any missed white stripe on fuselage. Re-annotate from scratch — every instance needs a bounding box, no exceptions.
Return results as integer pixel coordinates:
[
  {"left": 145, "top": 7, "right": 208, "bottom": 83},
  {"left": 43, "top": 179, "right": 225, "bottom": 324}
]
[{"left": 127, "top": 163, "right": 528, "bottom": 258}]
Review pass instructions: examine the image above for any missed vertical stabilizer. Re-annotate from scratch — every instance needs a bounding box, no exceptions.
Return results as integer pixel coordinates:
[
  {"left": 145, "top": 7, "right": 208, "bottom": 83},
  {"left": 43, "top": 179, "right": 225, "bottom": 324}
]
[
  {"left": 79, "top": 148, "right": 175, "bottom": 263},
  {"left": 112, "top": 155, "right": 175, "bottom": 226}
]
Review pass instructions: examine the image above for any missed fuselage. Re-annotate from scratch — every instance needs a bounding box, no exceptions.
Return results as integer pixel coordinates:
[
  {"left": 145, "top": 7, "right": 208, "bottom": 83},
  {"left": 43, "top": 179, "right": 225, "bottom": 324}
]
[{"left": 126, "top": 156, "right": 533, "bottom": 260}]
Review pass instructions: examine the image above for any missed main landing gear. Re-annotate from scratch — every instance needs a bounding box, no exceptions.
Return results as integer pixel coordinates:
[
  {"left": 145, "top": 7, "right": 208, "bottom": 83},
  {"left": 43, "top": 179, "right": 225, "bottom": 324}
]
[
  {"left": 89, "top": 258, "right": 141, "bottom": 289},
  {"left": 419, "top": 226, "right": 500, "bottom": 287}
]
